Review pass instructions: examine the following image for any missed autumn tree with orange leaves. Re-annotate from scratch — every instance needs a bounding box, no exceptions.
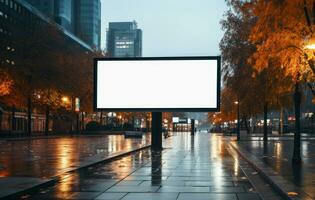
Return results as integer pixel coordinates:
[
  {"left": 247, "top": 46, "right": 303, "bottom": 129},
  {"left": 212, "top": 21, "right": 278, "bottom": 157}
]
[
  {"left": 0, "top": 70, "right": 12, "bottom": 96},
  {"left": 219, "top": 0, "right": 315, "bottom": 162},
  {"left": 246, "top": 0, "right": 315, "bottom": 162},
  {"left": 214, "top": 0, "right": 294, "bottom": 138}
]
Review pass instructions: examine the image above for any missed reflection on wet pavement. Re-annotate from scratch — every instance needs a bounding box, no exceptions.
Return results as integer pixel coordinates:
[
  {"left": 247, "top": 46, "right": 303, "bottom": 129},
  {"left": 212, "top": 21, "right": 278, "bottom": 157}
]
[
  {"left": 0, "top": 134, "right": 150, "bottom": 178},
  {"left": 238, "top": 139, "right": 315, "bottom": 198},
  {"left": 19, "top": 133, "right": 262, "bottom": 200}
]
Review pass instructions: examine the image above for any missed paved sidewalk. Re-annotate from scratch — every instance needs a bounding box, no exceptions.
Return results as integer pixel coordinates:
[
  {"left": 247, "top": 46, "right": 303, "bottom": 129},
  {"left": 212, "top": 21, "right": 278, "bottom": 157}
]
[
  {"left": 233, "top": 138, "right": 315, "bottom": 199},
  {"left": 0, "top": 134, "right": 150, "bottom": 178},
  {"left": 17, "top": 133, "right": 268, "bottom": 200},
  {"left": 0, "top": 134, "right": 150, "bottom": 198}
]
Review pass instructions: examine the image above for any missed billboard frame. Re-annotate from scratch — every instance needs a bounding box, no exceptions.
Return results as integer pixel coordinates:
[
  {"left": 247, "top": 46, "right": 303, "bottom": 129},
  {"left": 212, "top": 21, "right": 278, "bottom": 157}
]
[{"left": 94, "top": 56, "right": 221, "bottom": 112}]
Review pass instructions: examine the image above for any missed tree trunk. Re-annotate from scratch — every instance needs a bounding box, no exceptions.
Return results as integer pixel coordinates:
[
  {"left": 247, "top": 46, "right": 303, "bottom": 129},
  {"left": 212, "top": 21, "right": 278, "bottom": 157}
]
[
  {"left": 99, "top": 112, "right": 103, "bottom": 125},
  {"left": 253, "top": 116, "right": 256, "bottom": 133},
  {"left": 312, "top": 115, "right": 314, "bottom": 134},
  {"left": 132, "top": 115, "right": 135, "bottom": 130},
  {"left": 45, "top": 105, "right": 50, "bottom": 136},
  {"left": 27, "top": 96, "right": 32, "bottom": 136},
  {"left": 237, "top": 102, "right": 240, "bottom": 141},
  {"left": 293, "top": 82, "right": 301, "bottom": 163},
  {"left": 11, "top": 107, "right": 16, "bottom": 132},
  {"left": 244, "top": 116, "right": 250, "bottom": 134},
  {"left": 279, "top": 107, "right": 284, "bottom": 135},
  {"left": 0, "top": 111, "right": 2, "bottom": 133},
  {"left": 76, "top": 112, "right": 80, "bottom": 134},
  {"left": 263, "top": 102, "right": 268, "bottom": 142},
  {"left": 81, "top": 112, "right": 85, "bottom": 131}
]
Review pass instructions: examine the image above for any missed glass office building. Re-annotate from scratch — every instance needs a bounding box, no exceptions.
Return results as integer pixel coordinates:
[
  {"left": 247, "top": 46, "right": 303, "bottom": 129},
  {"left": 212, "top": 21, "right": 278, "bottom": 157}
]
[
  {"left": 25, "top": 0, "right": 73, "bottom": 32},
  {"left": 106, "top": 21, "right": 142, "bottom": 57},
  {"left": 75, "top": 0, "right": 101, "bottom": 49},
  {"left": 24, "top": 0, "right": 101, "bottom": 49}
]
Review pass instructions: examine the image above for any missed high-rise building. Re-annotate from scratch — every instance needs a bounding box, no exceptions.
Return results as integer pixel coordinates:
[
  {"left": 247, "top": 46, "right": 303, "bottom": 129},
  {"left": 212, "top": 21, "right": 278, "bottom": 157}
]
[
  {"left": 24, "top": 0, "right": 54, "bottom": 18},
  {"left": 25, "top": 0, "right": 73, "bottom": 32},
  {"left": 24, "top": 0, "right": 101, "bottom": 49},
  {"left": 75, "top": 0, "right": 101, "bottom": 50},
  {"left": 106, "top": 21, "right": 142, "bottom": 57},
  {"left": 54, "top": 0, "right": 73, "bottom": 32}
]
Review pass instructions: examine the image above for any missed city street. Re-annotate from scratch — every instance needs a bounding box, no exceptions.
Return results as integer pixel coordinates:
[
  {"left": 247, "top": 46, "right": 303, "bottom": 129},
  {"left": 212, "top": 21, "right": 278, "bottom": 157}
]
[
  {"left": 15, "top": 133, "right": 281, "bottom": 200},
  {"left": 2, "top": 0, "right": 315, "bottom": 199}
]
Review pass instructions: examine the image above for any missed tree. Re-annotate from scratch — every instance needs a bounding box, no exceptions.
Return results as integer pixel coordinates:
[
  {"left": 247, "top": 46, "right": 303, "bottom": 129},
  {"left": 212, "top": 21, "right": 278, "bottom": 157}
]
[
  {"left": 0, "top": 70, "right": 12, "bottom": 97},
  {"left": 6, "top": 22, "right": 67, "bottom": 136},
  {"left": 220, "top": 0, "right": 294, "bottom": 141},
  {"left": 34, "top": 89, "right": 64, "bottom": 134},
  {"left": 247, "top": 0, "right": 315, "bottom": 162}
]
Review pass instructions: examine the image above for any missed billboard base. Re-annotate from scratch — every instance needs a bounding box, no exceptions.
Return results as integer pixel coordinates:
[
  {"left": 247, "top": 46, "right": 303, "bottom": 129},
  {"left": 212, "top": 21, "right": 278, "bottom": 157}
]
[{"left": 151, "top": 112, "right": 162, "bottom": 150}]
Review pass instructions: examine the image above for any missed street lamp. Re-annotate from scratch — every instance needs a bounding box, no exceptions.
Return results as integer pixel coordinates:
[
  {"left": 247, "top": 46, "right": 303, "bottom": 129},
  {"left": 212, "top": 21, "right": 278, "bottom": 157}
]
[
  {"left": 118, "top": 115, "right": 122, "bottom": 127},
  {"left": 234, "top": 101, "right": 240, "bottom": 141},
  {"left": 62, "top": 96, "right": 70, "bottom": 104}
]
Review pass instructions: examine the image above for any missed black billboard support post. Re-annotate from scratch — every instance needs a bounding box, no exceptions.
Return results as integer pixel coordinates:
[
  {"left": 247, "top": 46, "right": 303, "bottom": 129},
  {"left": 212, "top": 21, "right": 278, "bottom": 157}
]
[
  {"left": 152, "top": 112, "right": 162, "bottom": 150},
  {"left": 191, "top": 119, "right": 195, "bottom": 136}
]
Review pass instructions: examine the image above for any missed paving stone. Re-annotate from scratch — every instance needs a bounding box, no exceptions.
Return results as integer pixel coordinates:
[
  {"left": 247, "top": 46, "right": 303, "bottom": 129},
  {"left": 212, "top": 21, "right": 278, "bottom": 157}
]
[
  {"left": 95, "top": 192, "right": 127, "bottom": 200},
  {"left": 68, "top": 192, "right": 101, "bottom": 199},
  {"left": 106, "top": 186, "right": 160, "bottom": 193},
  {"left": 115, "top": 180, "right": 142, "bottom": 186},
  {"left": 121, "top": 193, "right": 178, "bottom": 200},
  {"left": 237, "top": 193, "right": 261, "bottom": 200},
  {"left": 177, "top": 193, "right": 237, "bottom": 200},
  {"left": 157, "top": 186, "right": 210, "bottom": 193},
  {"left": 209, "top": 186, "right": 246, "bottom": 193}
]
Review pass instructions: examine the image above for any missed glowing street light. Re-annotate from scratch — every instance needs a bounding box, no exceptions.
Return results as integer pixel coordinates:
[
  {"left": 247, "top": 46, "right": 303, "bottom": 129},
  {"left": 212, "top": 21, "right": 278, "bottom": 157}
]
[
  {"left": 305, "top": 37, "right": 315, "bottom": 50},
  {"left": 305, "top": 44, "right": 315, "bottom": 50},
  {"left": 62, "top": 96, "right": 70, "bottom": 103}
]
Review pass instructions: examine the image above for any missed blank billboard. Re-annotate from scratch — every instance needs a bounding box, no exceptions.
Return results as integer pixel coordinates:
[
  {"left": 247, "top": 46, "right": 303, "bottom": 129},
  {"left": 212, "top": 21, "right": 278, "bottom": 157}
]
[{"left": 94, "top": 57, "right": 220, "bottom": 112}]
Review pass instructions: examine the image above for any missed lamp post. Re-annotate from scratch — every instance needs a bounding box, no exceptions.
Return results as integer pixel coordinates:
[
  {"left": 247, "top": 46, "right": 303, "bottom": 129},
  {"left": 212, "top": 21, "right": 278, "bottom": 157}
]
[
  {"left": 235, "top": 101, "right": 240, "bottom": 141},
  {"left": 118, "top": 115, "right": 122, "bottom": 128}
]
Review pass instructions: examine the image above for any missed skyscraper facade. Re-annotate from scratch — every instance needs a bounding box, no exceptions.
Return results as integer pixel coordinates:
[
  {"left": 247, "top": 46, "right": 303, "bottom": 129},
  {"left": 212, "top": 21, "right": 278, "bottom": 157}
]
[
  {"left": 54, "top": 0, "right": 73, "bottom": 32},
  {"left": 24, "top": 0, "right": 101, "bottom": 49},
  {"left": 25, "top": 0, "right": 54, "bottom": 18},
  {"left": 25, "top": 0, "right": 73, "bottom": 32},
  {"left": 106, "top": 21, "right": 142, "bottom": 57},
  {"left": 75, "top": 0, "right": 101, "bottom": 49}
]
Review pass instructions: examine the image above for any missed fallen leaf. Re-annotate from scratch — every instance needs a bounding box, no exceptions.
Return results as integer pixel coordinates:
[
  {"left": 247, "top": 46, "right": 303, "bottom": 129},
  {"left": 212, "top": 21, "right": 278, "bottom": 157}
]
[{"left": 287, "top": 192, "right": 298, "bottom": 196}]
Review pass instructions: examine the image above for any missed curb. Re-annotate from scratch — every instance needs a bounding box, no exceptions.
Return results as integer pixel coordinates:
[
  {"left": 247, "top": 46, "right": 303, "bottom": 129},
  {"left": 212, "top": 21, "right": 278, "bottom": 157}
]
[
  {"left": 229, "top": 142, "right": 313, "bottom": 200},
  {"left": 2, "top": 145, "right": 151, "bottom": 200}
]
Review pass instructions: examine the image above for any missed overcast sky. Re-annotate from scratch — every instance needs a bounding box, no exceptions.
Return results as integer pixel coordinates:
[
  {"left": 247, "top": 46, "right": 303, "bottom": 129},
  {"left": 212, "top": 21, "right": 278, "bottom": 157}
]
[{"left": 101, "top": 0, "right": 228, "bottom": 57}]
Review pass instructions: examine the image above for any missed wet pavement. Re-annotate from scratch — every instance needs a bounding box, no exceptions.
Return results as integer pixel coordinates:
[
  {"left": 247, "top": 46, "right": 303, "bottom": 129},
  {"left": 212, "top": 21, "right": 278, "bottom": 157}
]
[
  {"left": 17, "top": 133, "right": 266, "bottom": 200},
  {"left": 0, "top": 134, "right": 150, "bottom": 178},
  {"left": 236, "top": 138, "right": 315, "bottom": 199}
]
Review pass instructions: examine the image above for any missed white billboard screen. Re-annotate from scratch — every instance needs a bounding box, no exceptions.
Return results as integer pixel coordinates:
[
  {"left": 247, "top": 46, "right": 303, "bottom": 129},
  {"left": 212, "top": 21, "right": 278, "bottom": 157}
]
[{"left": 94, "top": 57, "right": 220, "bottom": 111}]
